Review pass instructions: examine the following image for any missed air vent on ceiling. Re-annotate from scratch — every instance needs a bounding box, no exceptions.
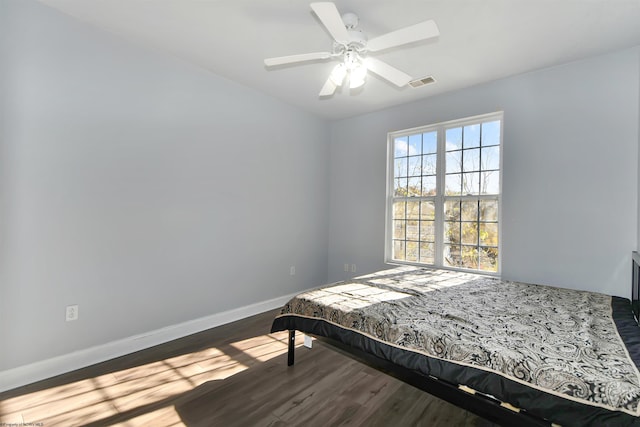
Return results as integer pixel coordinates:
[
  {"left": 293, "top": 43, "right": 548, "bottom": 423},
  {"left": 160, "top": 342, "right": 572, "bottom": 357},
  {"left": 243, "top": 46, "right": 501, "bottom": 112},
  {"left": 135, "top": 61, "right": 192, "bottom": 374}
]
[{"left": 409, "top": 76, "right": 436, "bottom": 88}]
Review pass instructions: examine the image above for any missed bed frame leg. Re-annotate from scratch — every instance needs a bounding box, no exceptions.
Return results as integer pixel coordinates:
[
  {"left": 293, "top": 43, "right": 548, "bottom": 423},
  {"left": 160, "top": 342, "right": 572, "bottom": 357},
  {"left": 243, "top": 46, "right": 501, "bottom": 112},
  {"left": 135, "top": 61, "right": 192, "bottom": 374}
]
[{"left": 287, "top": 330, "right": 295, "bottom": 366}]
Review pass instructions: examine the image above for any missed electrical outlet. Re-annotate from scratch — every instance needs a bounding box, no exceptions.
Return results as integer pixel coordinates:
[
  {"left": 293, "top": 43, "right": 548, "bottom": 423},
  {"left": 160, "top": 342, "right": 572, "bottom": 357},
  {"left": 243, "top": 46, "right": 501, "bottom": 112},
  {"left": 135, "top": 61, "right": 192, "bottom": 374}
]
[
  {"left": 66, "top": 305, "right": 79, "bottom": 322},
  {"left": 290, "top": 266, "right": 295, "bottom": 276},
  {"left": 344, "top": 263, "right": 349, "bottom": 272},
  {"left": 351, "top": 264, "right": 357, "bottom": 273}
]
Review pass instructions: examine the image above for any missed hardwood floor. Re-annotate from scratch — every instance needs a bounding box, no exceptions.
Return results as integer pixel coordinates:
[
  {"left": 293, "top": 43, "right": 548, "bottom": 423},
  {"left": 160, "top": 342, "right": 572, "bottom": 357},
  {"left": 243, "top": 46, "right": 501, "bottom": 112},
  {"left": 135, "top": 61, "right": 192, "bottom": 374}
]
[{"left": 0, "top": 309, "right": 497, "bottom": 426}]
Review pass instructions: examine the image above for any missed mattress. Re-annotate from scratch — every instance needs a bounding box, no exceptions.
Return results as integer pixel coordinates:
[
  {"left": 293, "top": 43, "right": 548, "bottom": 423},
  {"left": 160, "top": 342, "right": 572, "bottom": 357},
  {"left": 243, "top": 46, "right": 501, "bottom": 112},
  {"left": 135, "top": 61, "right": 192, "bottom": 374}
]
[{"left": 271, "top": 266, "right": 640, "bottom": 426}]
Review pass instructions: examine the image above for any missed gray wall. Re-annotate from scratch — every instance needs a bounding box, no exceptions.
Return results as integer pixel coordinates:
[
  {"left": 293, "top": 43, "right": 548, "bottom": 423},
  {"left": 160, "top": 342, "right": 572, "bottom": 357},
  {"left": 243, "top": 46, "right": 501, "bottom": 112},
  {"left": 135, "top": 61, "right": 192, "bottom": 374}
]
[
  {"left": 328, "top": 47, "right": 640, "bottom": 298},
  {"left": 1, "top": 0, "right": 329, "bottom": 371}
]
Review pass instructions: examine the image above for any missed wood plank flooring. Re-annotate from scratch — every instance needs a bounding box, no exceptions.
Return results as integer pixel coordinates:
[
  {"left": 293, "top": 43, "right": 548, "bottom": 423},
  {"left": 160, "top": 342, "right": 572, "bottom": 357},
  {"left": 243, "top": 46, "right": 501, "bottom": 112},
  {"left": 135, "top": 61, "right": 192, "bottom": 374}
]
[{"left": 0, "top": 309, "right": 497, "bottom": 426}]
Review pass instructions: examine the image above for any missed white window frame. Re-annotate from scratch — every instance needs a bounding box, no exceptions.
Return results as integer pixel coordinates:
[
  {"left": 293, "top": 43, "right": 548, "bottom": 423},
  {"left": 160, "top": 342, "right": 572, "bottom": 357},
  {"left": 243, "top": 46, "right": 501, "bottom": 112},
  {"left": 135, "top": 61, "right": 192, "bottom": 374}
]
[{"left": 384, "top": 111, "right": 503, "bottom": 275}]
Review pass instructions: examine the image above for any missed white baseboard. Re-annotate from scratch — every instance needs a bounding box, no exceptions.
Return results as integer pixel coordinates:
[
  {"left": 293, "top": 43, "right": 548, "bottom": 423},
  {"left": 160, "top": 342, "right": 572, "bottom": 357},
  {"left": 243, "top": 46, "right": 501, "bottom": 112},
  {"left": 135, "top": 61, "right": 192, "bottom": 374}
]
[{"left": 0, "top": 292, "right": 298, "bottom": 393}]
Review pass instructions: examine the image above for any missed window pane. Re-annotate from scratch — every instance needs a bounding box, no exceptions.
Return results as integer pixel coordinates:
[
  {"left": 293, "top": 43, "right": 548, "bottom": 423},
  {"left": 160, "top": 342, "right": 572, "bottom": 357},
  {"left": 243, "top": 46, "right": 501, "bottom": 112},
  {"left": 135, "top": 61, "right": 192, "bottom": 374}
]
[
  {"left": 446, "top": 151, "right": 462, "bottom": 173},
  {"left": 421, "top": 176, "right": 436, "bottom": 196},
  {"left": 420, "top": 242, "right": 435, "bottom": 264},
  {"left": 406, "top": 241, "right": 418, "bottom": 262},
  {"left": 393, "top": 240, "right": 405, "bottom": 260},
  {"left": 423, "top": 132, "right": 437, "bottom": 154},
  {"left": 394, "top": 177, "right": 408, "bottom": 196},
  {"left": 445, "top": 174, "right": 462, "bottom": 195},
  {"left": 481, "top": 121, "right": 501, "bottom": 146},
  {"left": 480, "top": 223, "right": 499, "bottom": 246},
  {"left": 463, "top": 124, "right": 480, "bottom": 148},
  {"left": 420, "top": 201, "right": 435, "bottom": 220},
  {"left": 481, "top": 170, "right": 500, "bottom": 195},
  {"left": 463, "top": 148, "right": 480, "bottom": 172},
  {"left": 393, "top": 201, "right": 406, "bottom": 218},
  {"left": 394, "top": 136, "right": 409, "bottom": 157},
  {"left": 444, "top": 200, "right": 460, "bottom": 221},
  {"left": 480, "top": 200, "right": 498, "bottom": 222},
  {"left": 408, "top": 156, "right": 422, "bottom": 176},
  {"left": 481, "top": 146, "right": 500, "bottom": 170},
  {"left": 479, "top": 247, "right": 498, "bottom": 272},
  {"left": 461, "top": 222, "right": 478, "bottom": 245},
  {"left": 407, "top": 220, "right": 419, "bottom": 241},
  {"left": 444, "top": 221, "right": 460, "bottom": 244},
  {"left": 395, "top": 158, "right": 408, "bottom": 177},
  {"left": 420, "top": 220, "right": 435, "bottom": 241},
  {"left": 446, "top": 127, "right": 462, "bottom": 151},
  {"left": 443, "top": 244, "right": 461, "bottom": 267},
  {"left": 406, "top": 201, "right": 420, "bottom": 219},
  {"left": 462, "top": 172, "right": 480, "bottom": 195},
  {"left": 461, "top": 246, "right": 479, "bottom": 269},
  {"left": 461, "top": 200, "right": 478, "bottom": 221},
  {"left": 408, "top": 134, "right": 422, "bottom": 156},
  {"left": 408, "top": 177, "right": 421, "bottom": 197},
  {"left": 422, "top": 153, "right": 437, "bottom": 175},
  {"left": 393, "top": 220, "right": 406, "bottom": 239}
]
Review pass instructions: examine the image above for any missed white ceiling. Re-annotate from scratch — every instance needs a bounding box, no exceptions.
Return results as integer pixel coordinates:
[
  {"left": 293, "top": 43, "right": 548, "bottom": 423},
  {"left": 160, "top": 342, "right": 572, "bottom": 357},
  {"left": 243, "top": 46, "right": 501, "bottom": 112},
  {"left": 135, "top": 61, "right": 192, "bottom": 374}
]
[{"left": 38, "top": 0, "right": 640, "bottom": 120}]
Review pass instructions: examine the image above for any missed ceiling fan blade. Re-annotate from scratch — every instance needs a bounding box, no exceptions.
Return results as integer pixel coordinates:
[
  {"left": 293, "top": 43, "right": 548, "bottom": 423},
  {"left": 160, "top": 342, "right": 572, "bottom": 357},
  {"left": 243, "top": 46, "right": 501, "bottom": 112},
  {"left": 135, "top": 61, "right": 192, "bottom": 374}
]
[
  {"left": 310, "top": 2, "right": 350, "bottom": 44},
  {"left": 365, "top": 57, "right": 412, "bottom": 87},
  {"left": 367, "top": 20, "right": 439, "bottom": 52},
  {"left": 319, "top": 76, "right": 337, "bottom": 97},
  {"left": 264, "top": 52, "right": 332, "bottom": 67}
]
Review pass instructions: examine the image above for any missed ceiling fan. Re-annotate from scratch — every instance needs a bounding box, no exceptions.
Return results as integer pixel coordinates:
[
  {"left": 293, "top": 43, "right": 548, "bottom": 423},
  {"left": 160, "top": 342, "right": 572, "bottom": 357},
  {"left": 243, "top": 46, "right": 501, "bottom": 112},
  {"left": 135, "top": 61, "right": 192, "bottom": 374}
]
[{"left": 264, "top": 2, "right": 439, "bottom": 97}]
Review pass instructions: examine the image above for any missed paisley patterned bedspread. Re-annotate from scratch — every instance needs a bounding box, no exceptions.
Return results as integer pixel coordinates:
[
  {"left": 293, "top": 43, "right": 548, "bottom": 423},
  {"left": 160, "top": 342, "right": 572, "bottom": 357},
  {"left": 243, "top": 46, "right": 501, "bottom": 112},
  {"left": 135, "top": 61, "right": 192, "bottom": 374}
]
[{"left": 271, "top": 266, "right": 640, "bottom": 426}]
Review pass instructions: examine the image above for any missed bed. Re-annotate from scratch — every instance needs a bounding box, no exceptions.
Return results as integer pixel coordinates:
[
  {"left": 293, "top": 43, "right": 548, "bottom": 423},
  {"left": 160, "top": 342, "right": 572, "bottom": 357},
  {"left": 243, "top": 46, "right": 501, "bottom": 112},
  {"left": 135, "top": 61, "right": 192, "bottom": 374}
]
[{"left": 271, "top": 252, "right": 640, "bottom": 427}]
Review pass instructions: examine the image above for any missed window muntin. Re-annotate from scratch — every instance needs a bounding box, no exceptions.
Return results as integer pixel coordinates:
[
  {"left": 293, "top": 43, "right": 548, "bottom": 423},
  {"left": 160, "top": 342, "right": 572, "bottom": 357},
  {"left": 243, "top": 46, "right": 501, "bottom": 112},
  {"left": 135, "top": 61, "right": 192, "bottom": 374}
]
[{"left": 386, "top": 113, "right": 502, "bottom": 274}]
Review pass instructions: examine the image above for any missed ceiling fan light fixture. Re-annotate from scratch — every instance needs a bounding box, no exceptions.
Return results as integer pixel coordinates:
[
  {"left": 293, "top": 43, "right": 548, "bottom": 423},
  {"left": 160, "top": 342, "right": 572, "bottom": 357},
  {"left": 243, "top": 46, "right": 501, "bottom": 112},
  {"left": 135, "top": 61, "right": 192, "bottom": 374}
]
[
  {"left": 330, "top": 63, "right": 347, "bottom": 86},
  {"left": 349, "top": 76, "right": 366, "bottom": 89},
  {"left": 349, "top": 63, "right": 367, "bottom": 88},
  {"left": 344, "top": 50, "right": 359, "bottom": 69}
]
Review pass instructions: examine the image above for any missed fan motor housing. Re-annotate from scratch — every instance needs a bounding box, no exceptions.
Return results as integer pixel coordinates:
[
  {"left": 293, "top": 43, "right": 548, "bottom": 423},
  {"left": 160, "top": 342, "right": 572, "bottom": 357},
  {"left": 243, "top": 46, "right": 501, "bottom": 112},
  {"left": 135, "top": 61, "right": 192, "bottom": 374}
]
[
  {"left": 347, "top": 28, "right": 367, "bottom": 49},
  {"left": 334, "top": 28, "right": 367, "bottom": 52}
]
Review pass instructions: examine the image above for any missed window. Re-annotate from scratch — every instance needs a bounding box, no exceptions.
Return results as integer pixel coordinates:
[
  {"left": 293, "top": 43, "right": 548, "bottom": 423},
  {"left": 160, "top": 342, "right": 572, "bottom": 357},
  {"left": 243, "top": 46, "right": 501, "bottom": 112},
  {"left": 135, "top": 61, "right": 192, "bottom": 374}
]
[{"left": 386, "top": 112, "right": 502, "bottom": 273}]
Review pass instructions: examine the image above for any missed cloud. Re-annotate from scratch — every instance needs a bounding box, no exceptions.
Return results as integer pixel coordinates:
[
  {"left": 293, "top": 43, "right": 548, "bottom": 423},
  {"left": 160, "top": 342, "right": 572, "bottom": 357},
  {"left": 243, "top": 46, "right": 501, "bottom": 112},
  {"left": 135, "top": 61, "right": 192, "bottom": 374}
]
[{"left": 395, "top": 139, "right": 419, "bottom": 156}]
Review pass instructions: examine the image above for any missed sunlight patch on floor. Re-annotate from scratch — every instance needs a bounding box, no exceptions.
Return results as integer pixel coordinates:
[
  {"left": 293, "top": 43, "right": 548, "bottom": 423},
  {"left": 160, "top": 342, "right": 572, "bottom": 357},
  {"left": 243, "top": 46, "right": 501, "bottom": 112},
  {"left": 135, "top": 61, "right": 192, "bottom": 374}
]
[{"left": 0, "top": 331, "right": 294, "bottom": 426}]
